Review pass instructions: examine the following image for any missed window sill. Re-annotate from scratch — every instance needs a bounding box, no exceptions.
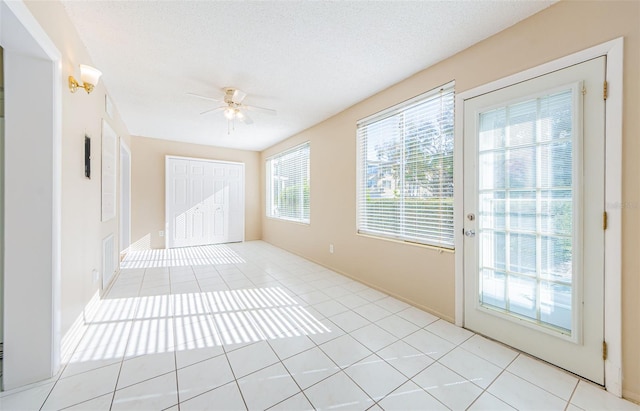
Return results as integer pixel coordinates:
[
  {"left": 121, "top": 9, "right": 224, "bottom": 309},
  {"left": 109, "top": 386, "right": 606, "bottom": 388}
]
[
  {"left": 266, "top": 216, "right": 310, "bottom": 226},
  {"left": 356, "top": 232, "right": 455, "bottom": 253}
]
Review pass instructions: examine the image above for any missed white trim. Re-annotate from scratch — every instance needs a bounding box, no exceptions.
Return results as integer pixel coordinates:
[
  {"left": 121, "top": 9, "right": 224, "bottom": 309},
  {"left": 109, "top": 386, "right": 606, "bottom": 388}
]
[
  {"left": 3, "top": 0, "right": 59, "bottom": 61},
  {"left": 603, "top": 38, "right": 624, "bottom": 398},
  {"left": 50, "top": 31, "right": 63, "bottom": 381},
  {"left": 101, "top": 119, "right": 118, "bottom": 222},
  {"left": 454, "top": 86, "right": 465, "bottom": 327},
  {"left": 60, "top": 291, "right": 100, "bottom": 365},
  {"left": 264, "top": 140, "right": 311, "bottom": 161},
  {"left": 165, "top": 155, "right": 245, "bottom": 166},
  {"left": 454, "top": 37, "right": 624, "bottom": 396},
  {"left": 119, "top": 140, "right": 132, "bottom": 255},
  {"left": 357, "top": 81, "right": 455, "bottom": 126}
]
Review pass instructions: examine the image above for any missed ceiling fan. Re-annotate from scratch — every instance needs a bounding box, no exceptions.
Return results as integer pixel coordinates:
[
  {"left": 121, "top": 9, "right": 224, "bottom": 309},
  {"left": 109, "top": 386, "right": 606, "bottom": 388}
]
[{"left": 187, "top": 87, "right": 277, "bottom": 133}]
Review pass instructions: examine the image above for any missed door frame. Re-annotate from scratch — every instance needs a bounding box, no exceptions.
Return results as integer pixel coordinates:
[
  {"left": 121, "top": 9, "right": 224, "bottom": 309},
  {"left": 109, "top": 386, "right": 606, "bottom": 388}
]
[
  {"left": 1, "top": 0, "right": 62, "bottom": 390},
  {"left": 165, "top": 155, "right": 246, "bottom": 248},
  {"left": 119, "top": 140, "right": 131, "bottom": 256},
  {"left": 454, "top": 38, "right": 623, "bottom": 396}
]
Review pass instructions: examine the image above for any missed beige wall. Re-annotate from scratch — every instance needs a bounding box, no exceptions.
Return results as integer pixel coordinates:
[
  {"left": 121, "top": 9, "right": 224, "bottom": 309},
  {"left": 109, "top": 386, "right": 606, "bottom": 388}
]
[
  {"left": 261, "top": 1, "right": 640, "bottom": 401},
  {"left": 130, "top": 136, "right": 261, "bottom": 250},
  {"left": 25, "top": 1, "right": 132, "bottom": 337}
]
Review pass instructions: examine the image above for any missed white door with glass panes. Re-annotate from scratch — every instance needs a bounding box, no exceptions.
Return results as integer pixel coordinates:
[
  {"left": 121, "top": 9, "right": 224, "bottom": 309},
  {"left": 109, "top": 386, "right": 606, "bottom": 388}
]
[
  {"left": 463, "top": 57, "right": 606, "bottom": 383},
  {"left": 166, "top": 157, "right": 244, "bottom": 248}
]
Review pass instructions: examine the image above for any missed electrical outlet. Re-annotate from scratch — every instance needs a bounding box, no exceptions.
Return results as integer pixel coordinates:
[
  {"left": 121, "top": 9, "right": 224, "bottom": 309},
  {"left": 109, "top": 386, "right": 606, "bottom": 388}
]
[
  {"left": 329, "top": 243, "right": 334, "bottom": 254},
  {"left": 159, "top": 230, "right": 165, "bottom": 237},
  {"left": 92, "top": 269, "right": 99, "bottom": 283}
]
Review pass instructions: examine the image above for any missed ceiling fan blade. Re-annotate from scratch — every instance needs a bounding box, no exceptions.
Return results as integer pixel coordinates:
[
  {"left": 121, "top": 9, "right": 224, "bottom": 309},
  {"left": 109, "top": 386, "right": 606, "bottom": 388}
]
[
  {"left": 200, "top": 106, "right": 226, "bottom": 115},
  {"left": 231, "top": 89, "right": 247, "bottom": 104},
  {"left": 187, "top": 92, "right": 223, "bottom": 103},
  {"left": 243, "top": 104, "right": 277, "bottom": 116},
  {"left": 239, "top": 112, "right": 254, "bottom": 125}
]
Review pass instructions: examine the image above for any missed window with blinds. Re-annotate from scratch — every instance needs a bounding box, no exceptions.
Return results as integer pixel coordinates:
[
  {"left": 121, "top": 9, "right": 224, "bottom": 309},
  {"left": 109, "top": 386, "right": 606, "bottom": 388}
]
[
  {"left": 357, "top": 84, "right": 455, "bottom": 248},
  {"left": 266, "top": 142, "right": 310, "bottom": 223}
]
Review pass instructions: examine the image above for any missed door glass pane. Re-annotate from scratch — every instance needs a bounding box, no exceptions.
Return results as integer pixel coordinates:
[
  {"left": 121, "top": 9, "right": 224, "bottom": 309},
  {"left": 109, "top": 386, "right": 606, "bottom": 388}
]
[
  {"left": 507, "top": 146, "right": 536, "bottom": 188},
  {"left": 477, "top": 89, "right": 574, "bottom": 334},
  {"left": 507, "top": 275, "right": 537, "bottom": 320},
  {"left": 479, "top": 108, "right": 506, "bottom": 150},
  {"left": 509, "top": 233, "right": 537, "bottom": 275},
  {"left": 479, "top": 151, "right": 506, "bottom": 190},
  {"left": 480, "top": 269, "right": 506, "bottom": 310},
  {"left": 540, "top": 281, "right": 572, "bottom": 330},
  {"left": 510, "top": 190, "right": 536, "bottom": 231}
]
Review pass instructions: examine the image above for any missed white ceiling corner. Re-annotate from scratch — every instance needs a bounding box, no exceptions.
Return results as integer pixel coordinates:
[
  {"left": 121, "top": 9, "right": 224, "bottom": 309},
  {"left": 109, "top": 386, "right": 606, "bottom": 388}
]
[{"left": 61, "top": 0, "right": 556, "bottom": 152}]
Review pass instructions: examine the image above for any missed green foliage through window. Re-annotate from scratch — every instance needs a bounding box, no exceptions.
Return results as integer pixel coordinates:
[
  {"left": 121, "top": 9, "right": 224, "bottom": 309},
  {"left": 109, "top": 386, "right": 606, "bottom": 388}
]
[
  {"left": 357, "top": 84, "right": 455, "bottom": 248},
  {"left": 266, "top": 142, "right": 310, "bottom": 223}
]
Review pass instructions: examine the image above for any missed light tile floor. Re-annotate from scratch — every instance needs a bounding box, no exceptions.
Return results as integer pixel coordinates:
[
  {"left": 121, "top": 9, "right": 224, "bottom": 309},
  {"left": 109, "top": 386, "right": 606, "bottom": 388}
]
[{"left": 1, "top": 241, "right": 638, "bottom": 411}]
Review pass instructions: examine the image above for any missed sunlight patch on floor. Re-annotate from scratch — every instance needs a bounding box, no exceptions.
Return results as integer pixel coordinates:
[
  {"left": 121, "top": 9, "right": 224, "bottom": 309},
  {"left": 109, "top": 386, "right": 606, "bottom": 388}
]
[
  {"left": 70, "top": 287, "right": 330, "bottom": 363},
  {"left": 121, "top": 244, "right": 246, "bottom": 269}
]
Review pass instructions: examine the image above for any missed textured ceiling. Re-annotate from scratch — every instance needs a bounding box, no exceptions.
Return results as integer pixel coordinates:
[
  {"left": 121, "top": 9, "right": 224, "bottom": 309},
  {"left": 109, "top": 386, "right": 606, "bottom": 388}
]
[{"left": 62, "top": 1, "right": 554, "bottom": 151}]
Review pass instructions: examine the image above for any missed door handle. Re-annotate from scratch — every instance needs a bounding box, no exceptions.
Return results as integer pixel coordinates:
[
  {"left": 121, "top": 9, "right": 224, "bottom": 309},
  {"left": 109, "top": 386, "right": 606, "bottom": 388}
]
[{"left": 465, "top": 229, "right": 476, "bottom": 237}]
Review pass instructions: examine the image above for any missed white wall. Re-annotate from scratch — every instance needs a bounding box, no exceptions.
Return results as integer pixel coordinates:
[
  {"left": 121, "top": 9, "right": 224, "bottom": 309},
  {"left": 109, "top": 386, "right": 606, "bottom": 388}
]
[
  {"left": 1, "top": 0, "right": 62, "bottom": 389},
  {"left": 23, "top": 1, "right": 133, "bottom": 345}
]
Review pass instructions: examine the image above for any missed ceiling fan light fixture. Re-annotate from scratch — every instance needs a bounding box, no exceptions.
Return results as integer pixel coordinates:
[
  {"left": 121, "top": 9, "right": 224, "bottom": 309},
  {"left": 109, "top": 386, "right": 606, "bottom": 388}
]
[
  {"left": 224, "top": 107, "right": 235, "bottom": 120},
  {"left": 187, "top": 87, "right": 274, "bottom": 133}
]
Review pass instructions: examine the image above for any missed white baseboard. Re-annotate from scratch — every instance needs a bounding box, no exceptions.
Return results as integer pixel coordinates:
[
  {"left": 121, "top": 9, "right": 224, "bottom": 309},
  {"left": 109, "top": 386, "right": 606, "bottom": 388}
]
[{"left": 59, "top": 291, "right": 101, "bottom": 364}]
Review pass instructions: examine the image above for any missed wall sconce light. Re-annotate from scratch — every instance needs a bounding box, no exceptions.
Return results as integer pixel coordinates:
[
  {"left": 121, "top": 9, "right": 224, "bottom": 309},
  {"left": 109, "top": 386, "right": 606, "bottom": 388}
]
[{"left": 69, "top": 64, "right": 102, "bottom": 94}]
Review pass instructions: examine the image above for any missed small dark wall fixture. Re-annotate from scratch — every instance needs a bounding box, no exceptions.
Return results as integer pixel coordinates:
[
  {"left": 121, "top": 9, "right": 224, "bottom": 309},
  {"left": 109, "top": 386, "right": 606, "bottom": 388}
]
[{"left": 84, "top": 136, "right": 91, "bottom": 178}]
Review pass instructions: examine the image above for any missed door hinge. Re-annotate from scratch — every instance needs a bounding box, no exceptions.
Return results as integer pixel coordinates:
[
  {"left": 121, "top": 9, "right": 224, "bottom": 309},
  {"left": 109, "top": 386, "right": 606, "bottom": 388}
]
[
  {"left": 604, "top": 80, "right": 608, "bottom": 100},
  {"left": 603, "top": 211, "right": 608, "bottom": 230},
  {"left": 603, "top": 341, "right": 608, "bottom": 361}
]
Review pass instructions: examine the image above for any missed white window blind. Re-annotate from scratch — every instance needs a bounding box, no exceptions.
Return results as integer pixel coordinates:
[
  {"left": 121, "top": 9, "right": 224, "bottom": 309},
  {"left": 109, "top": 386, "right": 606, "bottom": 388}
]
[
  {"left": 266, "top": 142, "right": 310, "bottom": 223},
  {"left": 357, "top": 84, "right": 455, "bottom": 248}
]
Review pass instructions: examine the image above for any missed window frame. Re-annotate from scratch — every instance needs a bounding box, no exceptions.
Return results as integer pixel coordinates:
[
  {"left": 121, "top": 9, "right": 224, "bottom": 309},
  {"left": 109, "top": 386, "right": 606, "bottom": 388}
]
[
  {"left": 356, "top": 82, "right": 455, "bottom": 249},
  {"left": 265, "top": 141, "right": 311, "bottom": 224}
]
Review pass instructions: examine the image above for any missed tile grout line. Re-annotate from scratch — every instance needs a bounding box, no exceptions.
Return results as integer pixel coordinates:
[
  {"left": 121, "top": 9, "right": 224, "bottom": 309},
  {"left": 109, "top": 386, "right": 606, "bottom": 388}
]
[
  {"left": 565, "top": 379, "right": 581, "bottom": 411},
  {"left": 175, "top": 263, "right": 240, "bottom": 408},
  {"left": 260, "top": 335, "right": 315, "bottom": 410},
  {"left": 107, "top": 266, "right": 148, "bottom": 411},
  {"left": 465, "top": 351, "right": 522, "bottom": 411},
  {"left": 38, "top": 268, "right": 146, "bottom": 411},
  {"left": 489, "top": 346, "right": 584, "bottom": 408},
  {"left": 375, "top": 336, "right": 455, "bottom": 410},
  {"left": 358, "top": 320, "right": 484, "bottom": 409},
  {"left": 215, "top": 260, "right": 251, "bottom": 411},
  {"left": 169, "top": 265, "right": 181, "bottom": 411},
  {"left": 272, "top": 330, "right": 343, "bottom": 410}
]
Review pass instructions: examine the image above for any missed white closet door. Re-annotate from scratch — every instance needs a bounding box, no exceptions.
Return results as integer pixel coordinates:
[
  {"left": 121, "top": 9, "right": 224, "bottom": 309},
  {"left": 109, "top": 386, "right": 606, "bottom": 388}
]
[{"left": 166, "top": 157, "right": 244, "bottom": 248}]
